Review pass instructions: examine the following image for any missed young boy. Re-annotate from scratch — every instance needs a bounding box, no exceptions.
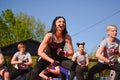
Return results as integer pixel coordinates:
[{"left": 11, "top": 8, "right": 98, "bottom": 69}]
[
  {"left": 88, "top": 25, "right": 120, "bottom": 80},
  {"left": 10, "top": 43, "right": 33, "bottom": 80}
]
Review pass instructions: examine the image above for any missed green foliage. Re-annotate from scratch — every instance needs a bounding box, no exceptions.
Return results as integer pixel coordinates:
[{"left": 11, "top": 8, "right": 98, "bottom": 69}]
[
  {"left": 0, "top": 9, "right": 47, "bottom": 47},
  {"left": 31, "top": 56, "right": 38, "bottom": 67},
  {"left": 88, "top": 51, "right": 96, "bottom": 68}
]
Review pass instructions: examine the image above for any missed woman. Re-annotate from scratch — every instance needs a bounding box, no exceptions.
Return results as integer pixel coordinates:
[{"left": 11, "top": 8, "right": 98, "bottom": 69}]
[{"left": 26, "top": 16, "right": 82, "bottom": 80}]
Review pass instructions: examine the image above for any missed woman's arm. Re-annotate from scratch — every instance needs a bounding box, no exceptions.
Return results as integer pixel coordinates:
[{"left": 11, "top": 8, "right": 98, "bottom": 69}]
[
  {"left": 38, "top": 33, "right": 54, "bottom": 64},
  {"left": 39, "top": 71, "right": 49, "bottom": 80},
  {"left": 72, "top": 56, "right": 77, "bottom": 62},
  {"left": 96, "top": 45, "right": 109, "bottom": 63},
  {"left": 65, "top": 34, "right": 74, "bottom": 56}
]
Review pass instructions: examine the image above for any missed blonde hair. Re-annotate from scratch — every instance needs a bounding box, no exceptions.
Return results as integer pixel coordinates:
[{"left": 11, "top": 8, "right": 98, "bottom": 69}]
[
  {"left": 17, "top": 43, "right": 26, "bottom": 50},
  {"left": 106, "top": 25, "right": 117, "bottom": 32}
]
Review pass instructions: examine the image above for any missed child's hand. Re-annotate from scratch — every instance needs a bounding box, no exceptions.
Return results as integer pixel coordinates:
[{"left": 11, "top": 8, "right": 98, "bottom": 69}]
[
  {"left": 80, "top": 64, "right": 86, "bottom": 68},
  {"left": 108, "top": 60, "right": 115, "bottom": 67},
  {"left": 18, "top": 60, "right": 23, "bottom": 64},
  {"left": 57, "top": 48, "right": 68, "bottom": 57},
  {"left": 46, "top": 77, "right": 52, "bottom": 80}
]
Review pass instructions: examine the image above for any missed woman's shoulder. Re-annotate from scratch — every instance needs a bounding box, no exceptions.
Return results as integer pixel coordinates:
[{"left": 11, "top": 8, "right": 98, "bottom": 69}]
[
  {"left": 64, "top": 34, "right": 71, "bottom": 43},
  {"left": 65, "top": 34, "right": 71, "bottom": 39},
  {"left": 44, "top": 33, "right": 52, "bottom": 38}
]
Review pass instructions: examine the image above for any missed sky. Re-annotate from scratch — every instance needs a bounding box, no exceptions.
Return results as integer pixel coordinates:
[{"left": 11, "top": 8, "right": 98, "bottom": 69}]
[{"left": 0, "top": 0, "right": 120, "bottom": 53}]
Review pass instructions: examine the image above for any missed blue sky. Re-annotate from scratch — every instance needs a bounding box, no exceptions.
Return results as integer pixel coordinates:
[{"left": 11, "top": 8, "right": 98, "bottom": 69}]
[{"left": 0, "top": 0, "right": 120, "bottom": 53}]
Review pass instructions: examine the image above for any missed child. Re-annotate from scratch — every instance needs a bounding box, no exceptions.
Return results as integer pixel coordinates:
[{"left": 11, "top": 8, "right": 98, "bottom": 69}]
[
  {"left": 39, "top": 64, "right": 66, "bottom": 80},
  {"left": 0, "top": 48, "right": 10, "bottom": 80},
  {"left": 88, "top": 25, "right": 120, "bottom": 80},
  {"left": 10, "top": 43, "right": 33, "bottom": 80},
  {"left": 69, "top": 42, "right": 89, "bottom": 80}
]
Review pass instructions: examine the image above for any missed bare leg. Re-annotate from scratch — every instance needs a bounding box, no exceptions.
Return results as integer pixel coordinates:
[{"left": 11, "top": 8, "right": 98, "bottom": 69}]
[
  {"left": 0, "top": 68, "right": 10, "bottom": 80},
  {"left": 4, "top": 71, "right": 10, "bottom": 80}
]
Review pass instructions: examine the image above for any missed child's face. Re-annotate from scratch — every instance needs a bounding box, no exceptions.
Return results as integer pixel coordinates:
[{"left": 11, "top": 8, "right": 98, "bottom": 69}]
[
  {"left": 107, "top": 27, "right": 117, "bottom": 38},
  {"left": 78, "top": 45, "right": 84, "bottom": 53},
  {"left": 19, "top": 46, "right": 26, "bottom": 53}
]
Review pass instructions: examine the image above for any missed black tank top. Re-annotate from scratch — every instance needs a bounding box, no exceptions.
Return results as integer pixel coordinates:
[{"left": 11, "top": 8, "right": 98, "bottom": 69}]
[{"left": 45, "top": 34, "right": 66, "bottom": 59}]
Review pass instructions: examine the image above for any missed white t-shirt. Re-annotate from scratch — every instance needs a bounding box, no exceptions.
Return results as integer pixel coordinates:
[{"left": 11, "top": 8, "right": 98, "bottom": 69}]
[
  {"left": 14, "top": 51, "right": 31, "bottom": 70},
  {"left": 98, "top": 38, "right": 120, "bottom": 63},
  {"left": 73, "top": 51, "right": 88, "bottom": 65}
]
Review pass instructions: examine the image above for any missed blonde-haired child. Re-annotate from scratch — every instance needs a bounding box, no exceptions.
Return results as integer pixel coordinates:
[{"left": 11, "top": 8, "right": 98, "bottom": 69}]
[
  {"left": 88, "top": 25, "right": 120, "bottom": 80},
  {"left": 10, "top": 43, "right": 33, "bottom": 80}
]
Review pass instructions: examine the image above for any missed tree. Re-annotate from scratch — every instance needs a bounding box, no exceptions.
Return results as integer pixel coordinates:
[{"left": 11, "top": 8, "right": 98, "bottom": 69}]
[
  {"left": 0, "top": 9, "right": 15, "bottom": 46},
  {"left": 33, "top": 19, "right": 46, "bottom": 41},
  {"left": 0, "top": 9, "right": 47, "bottom": 47}
]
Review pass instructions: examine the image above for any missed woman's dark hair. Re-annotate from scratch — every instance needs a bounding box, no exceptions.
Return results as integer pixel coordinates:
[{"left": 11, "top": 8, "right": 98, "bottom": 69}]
[
  {"left": 77, "top": 42, "right": 85, "bottom": 47},
  {"left": 48, "top": 16, "right": 68, "bottom": 35}
]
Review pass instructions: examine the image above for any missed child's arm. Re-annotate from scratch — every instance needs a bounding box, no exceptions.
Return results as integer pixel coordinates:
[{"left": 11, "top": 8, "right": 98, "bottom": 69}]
[
  {"left": 49, "top": 66, "right": 60, "bottom": 75},
  {"left": 39, "top": 71, "right": 49, "bottom": 80}
]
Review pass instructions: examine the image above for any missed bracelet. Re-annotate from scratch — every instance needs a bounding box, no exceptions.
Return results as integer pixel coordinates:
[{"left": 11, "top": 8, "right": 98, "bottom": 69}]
[{"left": 64, "top": 51, "right": 68, "bottom": 56}]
